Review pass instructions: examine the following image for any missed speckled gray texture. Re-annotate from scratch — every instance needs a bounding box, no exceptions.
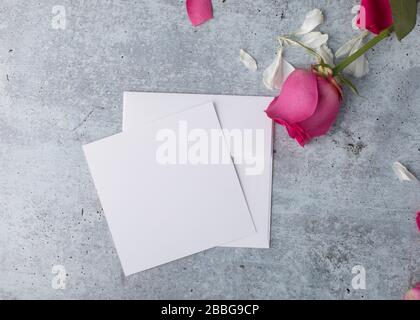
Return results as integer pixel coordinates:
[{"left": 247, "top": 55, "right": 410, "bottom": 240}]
[{"left": 0, "top": 0, "right": 419, "bottom": 300}]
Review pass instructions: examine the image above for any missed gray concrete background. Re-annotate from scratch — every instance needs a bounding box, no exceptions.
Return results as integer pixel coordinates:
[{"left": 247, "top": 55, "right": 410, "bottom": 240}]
[{"left": 0, "top": 0, "right": 419, "bottom": 300}]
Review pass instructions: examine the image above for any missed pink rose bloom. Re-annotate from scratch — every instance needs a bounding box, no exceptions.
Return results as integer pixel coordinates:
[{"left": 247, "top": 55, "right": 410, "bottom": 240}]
[
  {"left": 405, "top": 283, "right": 420, "bottom": 300},
  {"left": 357, "top": 0, "right": 394, "bottom": 34},
  {"left": 265, "top": 69, "right": 342, "bottom": 147}
]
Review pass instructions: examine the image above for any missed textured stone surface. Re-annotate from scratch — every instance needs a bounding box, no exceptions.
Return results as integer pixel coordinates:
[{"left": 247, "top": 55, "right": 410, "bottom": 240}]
[{"left": 0, "top": 0, "right": 419, "bottom": 300}]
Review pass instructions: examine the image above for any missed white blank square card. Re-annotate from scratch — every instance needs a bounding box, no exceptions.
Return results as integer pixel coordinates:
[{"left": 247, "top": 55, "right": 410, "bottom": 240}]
[
  {"left": 83, "top": 103, "right": 256, "bottom": 275},
  {"left": 123, "top": 92, "right": 273, "bottom": 249}
]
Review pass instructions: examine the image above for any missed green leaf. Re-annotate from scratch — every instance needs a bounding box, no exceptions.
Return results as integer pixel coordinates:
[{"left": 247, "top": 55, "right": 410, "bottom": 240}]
[{"left": 390, "top": 0, "right": 418, "bottom": 41}]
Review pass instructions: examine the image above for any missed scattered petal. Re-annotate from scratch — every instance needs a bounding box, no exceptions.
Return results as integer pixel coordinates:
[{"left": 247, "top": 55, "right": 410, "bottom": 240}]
[
  {"left": 239, "top": 49, "right": 258, "bottom": 72},
  {"left": 392, "top": 162, "right": 418, "bottom": 182},
  {"left": 299, "top": 32, "right": 329, "bottom": 48},
  {"left": 404, "top": 283, "right": 420, "bottom": 300},
  {"left": 263, "top": 46, "right": 295, "bottom": 90},
  {"left": 416, "top": 212, "right": 420, "bottom": 233},
  {"left": 344, "top": 52, "right": 369, "bottom": 78},
  {"left": 336, "top": 31, "right": 369, "bottom": 78},
  {"left": 295, "top": 9, "right": 324, "bottom": 35},
  {"left": 343, "top": 39, "right": 369, "bottom": 78},
  {"left": 186, "top": 0, "right": 213, "bottom": 27},
  {"left": 283, "top": 9, "right": 331, "bottom": 66},
  {"left": 317, "top": 45, "right": 334, "bottom": 66},
  {"left": 336, "top": 32, "right": 368, "bottom": 58},
  {"left": 279, "top": 36, "right": 324, "bottom": 62},
  {"left": 295, "top": 32, "right": 332, "bottom": 65},
  {"left": 336, "top": 38, "right": 360, "bottom": 58}
]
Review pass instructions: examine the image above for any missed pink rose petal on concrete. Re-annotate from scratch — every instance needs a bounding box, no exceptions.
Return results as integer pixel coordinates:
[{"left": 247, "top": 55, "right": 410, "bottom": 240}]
[
  {"left": 416, "top": 212, "right": 420, "bottom": 233},
  {"left": 186, "top": 0, "right": 213, "bottom": 26},
  {"left": 266, "top": 70, "right": 318, "bottom": 124},
  {"left": 404, "top": 283, "right": 420, "bottom": 300},
  {"left": 298, "top": 76, "right": 341, "bottom": 138}
]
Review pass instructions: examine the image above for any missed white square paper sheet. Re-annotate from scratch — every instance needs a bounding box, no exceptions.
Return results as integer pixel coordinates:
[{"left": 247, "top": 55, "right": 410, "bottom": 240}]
[
  {"left": 84, "top": 102, "right": 256, "bottom": 275},
  {"left": 123, "top": 92, "right": 273, "bottom": 248}
]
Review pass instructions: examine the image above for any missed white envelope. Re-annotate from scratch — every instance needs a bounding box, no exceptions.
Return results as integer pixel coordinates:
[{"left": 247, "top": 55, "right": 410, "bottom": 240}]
[
  {"left": 123, "top": 92, "right": 273, "bottom": 248},
  {"left": 84, "top": 103, "right": 256, "bottom": 275}
]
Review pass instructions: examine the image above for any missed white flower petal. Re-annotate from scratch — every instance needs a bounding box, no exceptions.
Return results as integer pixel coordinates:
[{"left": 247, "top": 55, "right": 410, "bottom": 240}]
[
  {"left": 392, "top": 162, "right": 418, "bottom": 182},
  {"left": 317, "top": 44, "right": 334, "bottom": 66},
  {"left": 295, "top": 9, "right": 324, "bottom": 35},
  {"left": 263, "top": 47, "right": 295, "bottom": 90},
  {"left": 299, "top": 31, "right": 329, "bottom": 49},
  {"left": 344, "top": 56, "right": 369, "bottom": 78},
  {"left": 335, "top": 31, "right": 369, "bottom": 78},
  {"left": 343, "top": 37, "right": 369, "bottom": 78},
  {"left": 336, "top": 38, "right": 360, "bottom": 58},
  {"left": 239, "top": 49, "right": 258, "bottom": 72},
  {"left": 336, "top": 31, "right": 369, "bottom": 58}
]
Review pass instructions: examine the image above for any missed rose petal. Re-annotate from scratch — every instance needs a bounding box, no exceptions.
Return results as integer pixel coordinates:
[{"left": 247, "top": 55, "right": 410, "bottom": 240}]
[
  {"left": 286, "top": 123, "right": 311, "bottom": 147},
  {"left": 344, "top": 56, "right": 369, "bottom": 78},
  {"left": 416, "top": 212, "right": 420, "bottom": 233},
  {"left": 336, "top": 31, "right": 368, "bottom": 58},
  {"left": 239, "top": 49, "right": 258, "bottom": 72},
  {"left": 268, "top": 118, "right": 310, "bottom": 147},
  {"left": 186, "top": 0, "right": 213, "bottom": 27},
  {"left": 299, "top": 31, "right": 329, "bottom": 49},
  {"left": 392, "top": 162, "right": 418, "bottom": 182},
  {"left": 317, "top": 44, "right": 334, "bottom": 66},
  {"left": 404, "top": 283, "right": 420, "bottom": 300},
  {"left": 356, "top": 0, "right": 393, "bottom": 34},
  {"left": 265, "top": 69, "right": 318, "bottom": 124},
  {"left": 336, "top": 32, "right": 370, "bottom": 78},
  {"left": 344, "top": 37, "right": 369, "bottom": 78},
  {"left": 297, "top": 76, "right": 341, "bottom": 137},
  {"left": 263, "top": 47, "right": 295, "bottom": 90},
  {"left": 295, "top": 9, "right": 324, "bottom": 35}
]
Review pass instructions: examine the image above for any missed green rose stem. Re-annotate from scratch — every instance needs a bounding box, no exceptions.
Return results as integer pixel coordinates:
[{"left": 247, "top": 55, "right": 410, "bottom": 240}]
[{"left": 333, "top": 26, "right": 394, "bottom": 76}]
